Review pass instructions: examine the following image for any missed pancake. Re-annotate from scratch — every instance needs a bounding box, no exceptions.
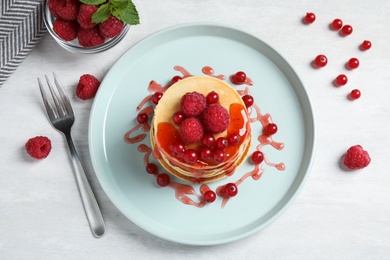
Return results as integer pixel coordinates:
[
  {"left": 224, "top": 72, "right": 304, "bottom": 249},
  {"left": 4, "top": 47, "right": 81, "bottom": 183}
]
[{"left": 151, "top": 75, "right": 252, "bottom": 184}]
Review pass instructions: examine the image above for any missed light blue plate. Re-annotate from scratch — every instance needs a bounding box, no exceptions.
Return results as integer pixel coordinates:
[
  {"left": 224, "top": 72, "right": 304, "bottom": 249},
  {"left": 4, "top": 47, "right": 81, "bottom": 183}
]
[{"left": 88, "top": 23, "right": 316, "bottom": 245}]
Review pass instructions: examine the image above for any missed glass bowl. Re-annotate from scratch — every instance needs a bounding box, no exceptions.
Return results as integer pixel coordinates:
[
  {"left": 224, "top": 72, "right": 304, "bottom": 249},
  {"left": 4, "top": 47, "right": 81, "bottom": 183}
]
[{"left": 43, "top": 0, "right": 129, "bottom": 54}]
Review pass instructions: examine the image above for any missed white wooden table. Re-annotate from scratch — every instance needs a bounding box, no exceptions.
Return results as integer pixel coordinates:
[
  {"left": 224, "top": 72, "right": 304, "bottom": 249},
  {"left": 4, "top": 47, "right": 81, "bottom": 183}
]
[{"left": 1, "top": 0, "right": 389, "bottom": 259}]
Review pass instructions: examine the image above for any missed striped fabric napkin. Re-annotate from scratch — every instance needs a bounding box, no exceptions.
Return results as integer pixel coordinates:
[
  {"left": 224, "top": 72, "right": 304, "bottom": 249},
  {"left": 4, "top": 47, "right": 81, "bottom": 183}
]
[{"left": 0, "top": 0, "right": 47, "bottom": 87}]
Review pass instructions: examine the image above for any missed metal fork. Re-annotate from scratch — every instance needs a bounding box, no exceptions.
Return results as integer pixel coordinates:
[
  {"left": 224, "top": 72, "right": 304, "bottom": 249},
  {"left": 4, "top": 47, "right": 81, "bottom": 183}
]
[{"left": 38, "top": 73, "right": 105, "bottom": 238}]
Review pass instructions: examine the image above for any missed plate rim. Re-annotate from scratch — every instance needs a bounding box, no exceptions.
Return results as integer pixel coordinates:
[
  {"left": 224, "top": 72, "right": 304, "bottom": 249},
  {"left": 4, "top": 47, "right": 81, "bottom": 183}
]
[{"left": 88, "top": 22, "right": 317, "bottom": 245}]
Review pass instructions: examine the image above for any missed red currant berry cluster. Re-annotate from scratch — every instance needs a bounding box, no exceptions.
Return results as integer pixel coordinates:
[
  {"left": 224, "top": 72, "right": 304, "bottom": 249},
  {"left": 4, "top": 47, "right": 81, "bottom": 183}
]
[{"left": 305, "top": 14, "right": 372, "bottom": 100}]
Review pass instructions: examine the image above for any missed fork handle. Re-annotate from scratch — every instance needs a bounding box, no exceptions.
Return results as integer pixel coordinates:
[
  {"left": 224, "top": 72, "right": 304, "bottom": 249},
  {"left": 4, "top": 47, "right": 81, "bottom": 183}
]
[{"left": 65, "top": 133, "right": 106, "bottom": 238}]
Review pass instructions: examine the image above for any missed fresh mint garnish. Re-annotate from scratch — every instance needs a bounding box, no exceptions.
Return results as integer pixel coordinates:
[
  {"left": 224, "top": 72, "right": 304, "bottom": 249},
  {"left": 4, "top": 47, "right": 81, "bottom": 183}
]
[{"left": 79, "top": 0, "right": 140, "bottom": 25}]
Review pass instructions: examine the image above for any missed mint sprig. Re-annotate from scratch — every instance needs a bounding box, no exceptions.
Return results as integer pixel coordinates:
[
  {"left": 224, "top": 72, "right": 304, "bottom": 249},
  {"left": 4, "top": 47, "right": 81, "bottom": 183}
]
[{"left": 79, "top": 0, "right": 140, "bottom": 25}]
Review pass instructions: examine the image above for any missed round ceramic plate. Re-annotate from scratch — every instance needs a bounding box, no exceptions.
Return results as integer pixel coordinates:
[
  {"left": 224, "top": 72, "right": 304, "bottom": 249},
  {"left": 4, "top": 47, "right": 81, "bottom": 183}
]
[{"left": 88, "top": 23, "right": 316, "bottom": 245}]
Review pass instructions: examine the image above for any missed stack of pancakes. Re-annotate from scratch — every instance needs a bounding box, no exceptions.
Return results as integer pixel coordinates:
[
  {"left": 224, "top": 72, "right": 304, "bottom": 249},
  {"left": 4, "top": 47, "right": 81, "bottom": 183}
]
[{"left": 150, "top": 76, "right": 251, "bottom": 183}]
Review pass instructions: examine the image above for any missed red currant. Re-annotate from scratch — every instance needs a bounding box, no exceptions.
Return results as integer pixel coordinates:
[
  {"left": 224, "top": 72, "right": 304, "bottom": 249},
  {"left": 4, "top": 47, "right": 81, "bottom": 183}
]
[
  {"left": 183, "top": 149, "right": 198, "bottom": 163},
  {"left": 340, "top": 25, "right": 353, "bottom": 36},
  {"left": 202, "top": 133, "right": 215, "bottom": 147},
  {"left": 224, "top": 183, "right": 238, "bottom": 197},
  {"left": 347, "top": 57, "right": 359, "bottom": 69},
  {"left": 199, "top": 147, "right": 213, "bottom": 161},
  {"left": 203, "top": 190, "right": 216, "bottom": 203},
  {"left": 335, "top": 74, "right": 348, "bottom": 86},
  {"left": 234, "top": 71, "right": 246, "bottom": 84},
  {"left": 228, "top": 133, "right": 240, "bottom": 146},
  {"left": 349, "top": 89, "right": 361, "bottom": 100},
  {"left": 216, "top": 137, "right": 228, "bottom": 150},
  {"left": 137, "top": 113, "right": 148, "bottom": 124},
  {"left": 304, "top": 12, "right": 316, "bottom": 24},
  {"left": 206, "top": 91, "right": 219, "bottom": 104},
  {"left": 213, "top": 149, "right": 226, "bottom": 163},
  {"left": 251, "top": 151, "right": 264, "bottom": 164},
  {"left": 171, "top": 75, "right": 182, "bottom": 84},
  {"left": 157, "top": 173, "right": 170, "bottom": 187},
  {"left": 313, "top": 54, "right": 328, "bottom": 68},
  {"left": 331, "top": 18, "right": 343, "bottom": 30},
  {"left": 146, "top": 163, "right": 158, "bottom": 174},
  {"left": 172, "top": 111, "right": 186, "bottom": 125},
  {"left": 171, "top": 141, "right": 185, "bottom": 156},
  {"left": 360, "top": 40, "right": 372, "bottom": 51},
  {"left": 242, "top": 94, "right": 254, "bottom": 108},
  {"left": 263, "top": 123, "right": 278, "bottom": 136},
  {"left": 152, "top": 92, "right": 163, "bottom": 104}
]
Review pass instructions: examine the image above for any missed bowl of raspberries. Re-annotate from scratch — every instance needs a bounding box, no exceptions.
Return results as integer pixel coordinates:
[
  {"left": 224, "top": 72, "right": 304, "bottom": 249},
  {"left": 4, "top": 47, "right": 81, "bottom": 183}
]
[{"left": 43, "top": 0, "right": 139, "bottom": 53}]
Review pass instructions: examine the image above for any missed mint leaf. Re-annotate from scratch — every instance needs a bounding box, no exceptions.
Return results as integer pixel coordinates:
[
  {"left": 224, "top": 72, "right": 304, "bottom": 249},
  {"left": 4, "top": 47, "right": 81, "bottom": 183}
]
[
  {"left": 112, "top": 0, "right": 140, "bottom": 25},
  {"left": 79, "top": 0, "right": 106, "bottom": 5},
  {"left": 92, "top": 3, "right": 112, "bottom": 23}
]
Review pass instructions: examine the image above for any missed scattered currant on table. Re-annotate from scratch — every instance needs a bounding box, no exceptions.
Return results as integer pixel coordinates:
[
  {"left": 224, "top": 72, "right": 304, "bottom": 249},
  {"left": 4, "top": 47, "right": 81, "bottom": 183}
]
[
  {"left": 171, "top": 75, "right": 182, "bottom": 84},
  {"left": 349, "top": 89, "right": 361, "bottom": 100},
  {"left": 347, "top": 57, "right": 360, "bottom": 69},
  {"left": 151, "top": 92, "right": 163, "bottom": 104},
  {"left": 313, "top": 54, "right": 328, "bottom": 68},
  {"left": 137, "top": 113, "right": 148, "bottom": 124},
  {"left": 156, "top": 173, "right": 170, "bottom": 187},
  {"left": 203, "top": 190, "right": 217, "bottom": 203},
  {"left": 340, "top": 24, "right": 353, "bottom": 36},
  {"left": 242, "top": 94, "right": 254, "bottom": 108},
  {"left": 224, "top": 183, "right": 238, "bottom": 197},
  {"left": 331, "top": 18, "right": 343, "bottom": 30},
  {"left": 251, "top": 151, "right": 264, "bottom": 164},
  {"left": 335, "top": 74, "right": 348, "bottom": 86},
  {"left": 231, "top": 71, "right": 247, "bottom": 85},
  {"left": 360, "top": 40, "right": 372, "bottom": 51},
  {"left": 304, "top": 12, "right": 316, "bottom": 24}
]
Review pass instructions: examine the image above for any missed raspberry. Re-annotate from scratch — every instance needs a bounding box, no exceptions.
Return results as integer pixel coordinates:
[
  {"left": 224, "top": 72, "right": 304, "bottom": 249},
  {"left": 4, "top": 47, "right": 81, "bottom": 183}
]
[
  {"left": 77, "top": 27, "right": 105, "bottom": 47},
  {"left": 343, "top": 145, "right": 371, "bottom": 170},
  {"left": 25, "top": 136, "right": 52, "bottom": 159},
  {"left": 180, "top": 92, "right": 207, "bottom": 117},
  {"left": 56, "top": 0, "right": 80, "bottom": 21},
  {"left": 180, "top": 117, "right": 204, "bottom": 143},
  {"left": 76, "top": 74, "right": 100, "bottom": 100},
  {"left": 48, "top": 0, "right": 61, "bottom": 17},
  {"left": 77, "top": 4, "right": 98, "bottom": 29},
  {"left": 201, "top": 103, "right": 230, "bottom": 133},
  {"left": 52, "top": 18, "right": 78, "bottom": 41},
  {"left": 99, "top": 16, "right": 124, "bottom": 38}
]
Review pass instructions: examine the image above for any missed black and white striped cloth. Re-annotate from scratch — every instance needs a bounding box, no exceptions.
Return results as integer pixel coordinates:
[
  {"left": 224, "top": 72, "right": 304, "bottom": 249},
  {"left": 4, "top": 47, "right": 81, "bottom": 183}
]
[{"left": 0, "top": 0, "right": 47, "bottom": 87}]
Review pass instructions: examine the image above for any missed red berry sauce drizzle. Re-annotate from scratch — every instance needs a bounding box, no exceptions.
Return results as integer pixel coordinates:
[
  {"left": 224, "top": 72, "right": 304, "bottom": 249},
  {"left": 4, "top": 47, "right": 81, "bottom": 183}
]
[{"left": 124, "top": 65, "right": 285, "bottom": 208}]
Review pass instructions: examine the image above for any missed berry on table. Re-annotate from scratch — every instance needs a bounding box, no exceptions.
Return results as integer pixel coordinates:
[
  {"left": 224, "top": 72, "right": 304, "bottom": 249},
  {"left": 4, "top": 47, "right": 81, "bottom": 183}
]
[
  {"left": 251, "top": 151, "right": 264, "bottom": 164},
  {"left": 263, "top": 123, "right": 278, "bottom": 136},
  {"left": 156, "top": 173, "right": 170, "bottom": 187},
  {"left": 343, "top": 145, "right": 371, "bottom": 170},
  {"left": 231, "top": 71, "right": 247, "bottom": 85},
  {"left": 303, "top": 12, "right": 316, "bottom": 24},
  {"left": 330, "top": 18, "right": 343, "bottom": 30},
  {"left": 340, "top": 24, "right": 353, "bottom": 36},
  {"left": 313, "top": 54, "right": 328, "bottom": 68},
  {"left": 360, "top": 40, "right": 372, "bottom": 51},
  {"left": 76, "top": 74, "right": 101, "bottom": 100},
  {"left": 349, "top": 89, "right": 361, "bottom": 100},
  {"left": 25, "top": 136, "right": 52, "bottom": 159},
  {"left": 335, "top": 74, "right": 348, "bottom": 86},
  {"left": 347, "top": 57, "right": 360, "bottom": 69},
  {"left": 203, "top": 190, "right": 216, "bottom": 203}
]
